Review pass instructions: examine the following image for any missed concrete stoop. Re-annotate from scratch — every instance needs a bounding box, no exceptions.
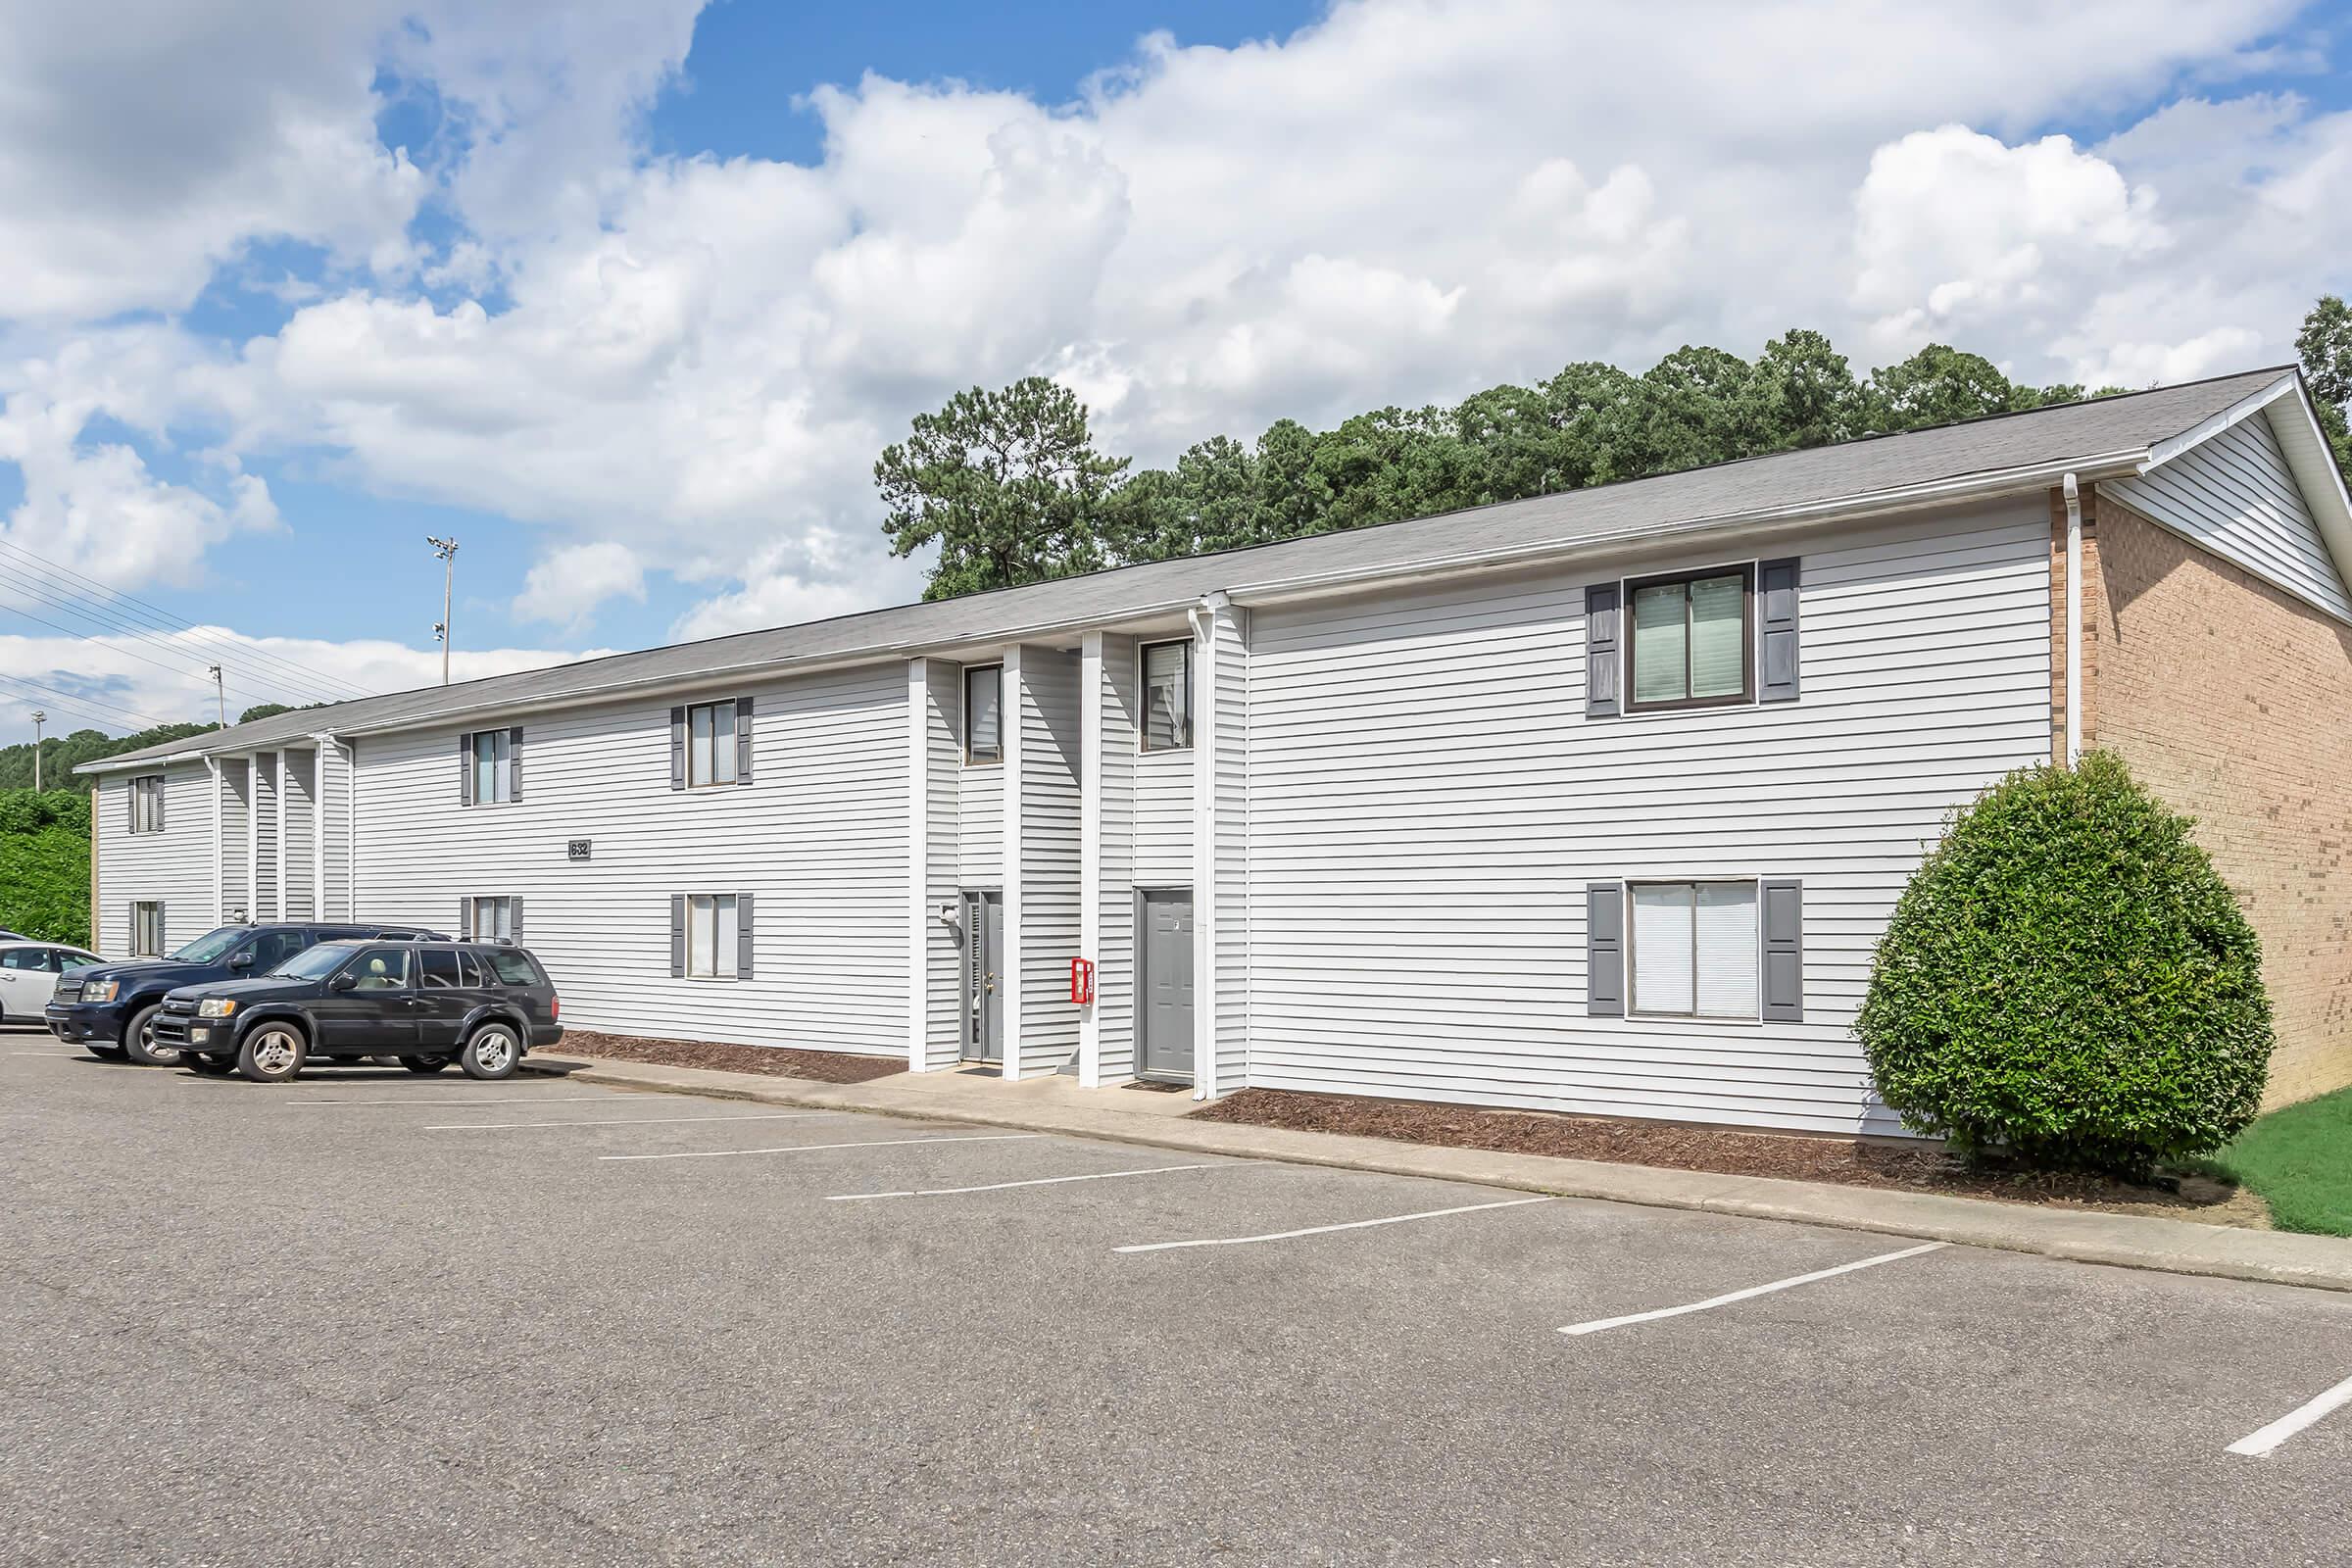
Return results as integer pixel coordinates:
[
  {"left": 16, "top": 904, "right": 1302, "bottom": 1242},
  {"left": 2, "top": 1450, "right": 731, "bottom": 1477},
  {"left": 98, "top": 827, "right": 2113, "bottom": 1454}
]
[{"left": 524, "top": 1054, "right": 2352, "bottom": 1295}]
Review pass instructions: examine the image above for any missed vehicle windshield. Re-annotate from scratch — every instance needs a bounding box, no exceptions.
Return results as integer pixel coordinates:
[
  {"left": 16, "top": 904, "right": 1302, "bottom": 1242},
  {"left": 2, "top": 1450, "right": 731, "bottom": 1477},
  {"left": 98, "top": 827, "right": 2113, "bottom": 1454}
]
[
  {"left": 169, "top": 927, "right": 253, "bottom": 963},
  {"left": 270, "top": 944, "right": 356, "bottom": 980}
]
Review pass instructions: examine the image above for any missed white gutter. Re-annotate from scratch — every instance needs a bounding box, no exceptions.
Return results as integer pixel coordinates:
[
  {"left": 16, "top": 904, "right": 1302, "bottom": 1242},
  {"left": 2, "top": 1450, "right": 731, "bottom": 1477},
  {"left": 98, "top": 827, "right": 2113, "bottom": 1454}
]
[
  {"left": 2062, "top": 472, "right": 2083, "bottom": 767},
  {"left": 76, "top": 446, "right": 2150, "bottom": 769}
]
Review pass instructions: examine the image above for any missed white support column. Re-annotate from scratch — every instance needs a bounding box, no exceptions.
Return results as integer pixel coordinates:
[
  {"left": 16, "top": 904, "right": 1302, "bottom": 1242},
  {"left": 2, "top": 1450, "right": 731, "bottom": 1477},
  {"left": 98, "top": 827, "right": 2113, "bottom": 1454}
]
[
  {"left": 209, "top": 757, "right": 224, "bottom": 924},
  {"left": 1189, "top": 599, "right": 1218, "bottom": 1101},
  {"left": 906, "top": 659, "right": 931, "bottom": 1072},
  {"left": 244, "top": 754, "right": 258, "bottom": 923},
  {"left": 1000, "top": 645, "right": 1025, "bottom": 1080},
  {"left": 343, "top": 741, "right": 358, "bottom": 919},
  {"left": 1078, "top": 630, "right": 1103, "bottom": 1088},
  {"left": 271, "top": 752, "right": 286, "bottom": 922},
  {"left": 311, "top": 739, "right": 326, "bottom": 920}
]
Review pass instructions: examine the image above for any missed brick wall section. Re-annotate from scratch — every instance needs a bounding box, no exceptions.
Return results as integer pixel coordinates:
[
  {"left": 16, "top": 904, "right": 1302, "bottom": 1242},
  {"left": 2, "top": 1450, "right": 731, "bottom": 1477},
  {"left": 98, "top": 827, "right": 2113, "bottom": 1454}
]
[{"left": 2067, "top": 488, "right": 2352, "bottom": 1107}]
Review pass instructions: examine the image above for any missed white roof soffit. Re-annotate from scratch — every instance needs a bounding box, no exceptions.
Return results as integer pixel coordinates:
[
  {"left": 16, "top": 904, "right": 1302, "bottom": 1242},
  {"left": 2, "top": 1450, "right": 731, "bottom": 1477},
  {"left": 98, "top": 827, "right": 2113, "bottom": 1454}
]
[{"left": 2255, "top": 378, "right": 2352, "bottom": 608}]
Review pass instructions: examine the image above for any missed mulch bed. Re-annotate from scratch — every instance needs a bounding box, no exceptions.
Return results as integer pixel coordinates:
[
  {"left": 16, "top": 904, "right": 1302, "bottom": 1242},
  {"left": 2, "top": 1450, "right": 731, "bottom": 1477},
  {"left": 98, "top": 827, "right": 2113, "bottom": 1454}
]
[
  {"left": 552, "top": 1029, "right": 906, "bottom": 1084},
  {"left": 1192, "top": 1088, "right": 2267, "bottom": 1226}
]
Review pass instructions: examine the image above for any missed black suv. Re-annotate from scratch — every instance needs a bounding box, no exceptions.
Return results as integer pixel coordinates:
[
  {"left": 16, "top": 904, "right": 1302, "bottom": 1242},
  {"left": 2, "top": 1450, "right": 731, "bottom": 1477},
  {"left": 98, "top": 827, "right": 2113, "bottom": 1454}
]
[
  {"left": 46, "top": 922, "right": 446, "bottom": 1065},
  {"left": 163, "top": 940, "right": 563, "bottom": 1084}
]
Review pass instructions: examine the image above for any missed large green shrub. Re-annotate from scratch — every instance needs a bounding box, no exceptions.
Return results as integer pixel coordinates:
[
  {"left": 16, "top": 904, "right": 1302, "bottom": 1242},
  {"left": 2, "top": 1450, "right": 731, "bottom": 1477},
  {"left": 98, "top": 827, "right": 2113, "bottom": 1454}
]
[
  {"left": 1857, "top": 752, "right": 2272, "bottom": 1176},
  {"left": 0, "top": 789, "right": 90, "bottom": 947}
]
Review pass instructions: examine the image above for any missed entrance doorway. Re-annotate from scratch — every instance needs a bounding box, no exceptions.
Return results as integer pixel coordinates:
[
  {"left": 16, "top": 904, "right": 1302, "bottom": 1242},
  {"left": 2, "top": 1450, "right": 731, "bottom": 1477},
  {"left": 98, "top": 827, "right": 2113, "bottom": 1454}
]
[
  {"left": 962, "top": 891, "right": 1004, "bottom": 1064},
  {"left": 1136, "top": 889, "right": 1194, "bottom": 1082}
]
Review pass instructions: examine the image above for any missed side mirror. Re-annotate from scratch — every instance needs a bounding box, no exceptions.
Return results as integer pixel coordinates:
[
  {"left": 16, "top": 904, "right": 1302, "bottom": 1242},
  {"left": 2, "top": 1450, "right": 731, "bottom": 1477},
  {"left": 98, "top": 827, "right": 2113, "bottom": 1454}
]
[
  {"left": 328, "top": 971, "right": 359, "bottom": 992},
  {"left": 227, "top": 951, "right": 254, "bottom": 970}
]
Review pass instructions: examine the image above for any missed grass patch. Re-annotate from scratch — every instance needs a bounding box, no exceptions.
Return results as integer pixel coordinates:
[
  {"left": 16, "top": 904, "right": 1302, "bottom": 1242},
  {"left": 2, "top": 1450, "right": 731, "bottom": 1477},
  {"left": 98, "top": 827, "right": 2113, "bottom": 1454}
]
[{"left": 2208, "top": 1087, "right": 2352, "bottom": 1237}]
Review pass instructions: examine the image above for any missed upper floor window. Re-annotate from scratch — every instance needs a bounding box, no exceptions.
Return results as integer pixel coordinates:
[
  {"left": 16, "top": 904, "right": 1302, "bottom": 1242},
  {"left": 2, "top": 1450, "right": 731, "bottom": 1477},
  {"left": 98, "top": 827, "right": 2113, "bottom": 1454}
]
[
  {"left": 463, "top": 728, "right": 521, "bottom": 806},
  {"left": 1141, "top": 640, "right": 1193, "bottom": 752},
  {"left": 1626, "top": 565, "right": 1752, "bottom": 711},
  {"left": 129, "top": 775, "right": 165, "bottom": 833},
  {"left": 687, "top": 702, "right": 738, "bottom": 786},
  {"left": 964, "top": 664, "right": 1003, "bottom": 765}
]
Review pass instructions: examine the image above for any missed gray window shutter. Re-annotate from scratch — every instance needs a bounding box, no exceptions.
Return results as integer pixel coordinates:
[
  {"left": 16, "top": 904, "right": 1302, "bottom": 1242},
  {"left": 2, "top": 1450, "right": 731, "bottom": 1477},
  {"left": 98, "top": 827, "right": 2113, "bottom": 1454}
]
[
  {"left": 1584, "top": 584, "right": 1620, "bottom": 718},
  {"left": 670, "top": 895, "right": 686, "bottom": 977},
  {"left": 156, "top": 903, "right": 166, "bottom": 953},
  {"left": 510, "top": 897, "right": 522, "bottom": 941},
  {"left": 459, "top": 899, "right": 471, "bottom": 940},
  {"left": 126, "top": 780, "right": 135, "bottom": 831},
  {"left": 1760, "top": 878, "right": 1804, "bottom": 1022},
  {"left": 736, "top": 892, "right": 755, "bottom": 981},
  {"left": 735, "top": 697, "right": 754, "bottom": 785},
  {"left": 669, "top": 707, "right": 687, "bottom": 790},
  {"left": 1586, "top": 882, "right": 1624, "bottom": 1016},
  {"left": 155, "top": 779, "right": 165, "bottom": 832},
  {"left": 1759, "top": 558, "right": 1801, "bottom": 704},
  {"left": 508, "top": 727, "right": 524, "bottom": 802},
  {"left": 460, "top": 733, "right": 475, "bottom": 807}
]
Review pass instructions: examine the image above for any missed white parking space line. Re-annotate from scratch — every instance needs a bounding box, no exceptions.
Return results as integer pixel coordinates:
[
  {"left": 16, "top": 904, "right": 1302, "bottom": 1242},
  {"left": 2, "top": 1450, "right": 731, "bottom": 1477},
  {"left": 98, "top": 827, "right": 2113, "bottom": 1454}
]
[
  {"left": 828, "top": 1162, "right": 1218, "bottom": 1201},
  {"left": 1114, "top": 1195, "right": 1556, "bottom": 1253},
  {"left": 1557, "top": 1242, "right": 1949, "bottom": 1337},
  {"left": 269, "top": 1095, "right": 635, "bottom": 1107},
  {"left": 601, "top": 1133, "right": 1044, "bottom": 1163},
  {"left": 2228, "top": 1370, "right": 2352, "bottom": 1457},
  {"left": 426, "top": 1111, "right": 837, "bottom": 1131}
]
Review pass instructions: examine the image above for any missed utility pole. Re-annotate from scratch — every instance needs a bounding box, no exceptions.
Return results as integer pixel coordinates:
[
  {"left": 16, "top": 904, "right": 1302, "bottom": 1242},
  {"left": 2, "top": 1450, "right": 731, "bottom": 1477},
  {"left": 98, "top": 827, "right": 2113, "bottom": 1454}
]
[
  {"left": 427, "top": 536, "right": 460, "bottom": 685},
  {"left": 208, "top": 664, "right": 226, "bottom": 729},
  {"left": 30, "top": 710, "right": 44, "bottom": 792}
]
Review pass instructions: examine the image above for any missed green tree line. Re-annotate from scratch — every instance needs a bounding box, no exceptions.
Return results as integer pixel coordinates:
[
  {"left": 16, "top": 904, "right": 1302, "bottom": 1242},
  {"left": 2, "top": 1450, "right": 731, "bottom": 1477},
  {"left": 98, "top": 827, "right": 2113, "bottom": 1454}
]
[
  {"left": 0, "top": 704, "right": 310, "bottom": 795},
  {"left": 882, "top": 302, "right": 2352, "bottom": 600}
]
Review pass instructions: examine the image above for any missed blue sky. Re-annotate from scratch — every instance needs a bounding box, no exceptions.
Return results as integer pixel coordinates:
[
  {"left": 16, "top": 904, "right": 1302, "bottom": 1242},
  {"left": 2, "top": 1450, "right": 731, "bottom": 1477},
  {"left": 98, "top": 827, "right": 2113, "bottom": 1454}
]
[{"left": 3, "top": 0, "right": 2349, "bottom": 735}]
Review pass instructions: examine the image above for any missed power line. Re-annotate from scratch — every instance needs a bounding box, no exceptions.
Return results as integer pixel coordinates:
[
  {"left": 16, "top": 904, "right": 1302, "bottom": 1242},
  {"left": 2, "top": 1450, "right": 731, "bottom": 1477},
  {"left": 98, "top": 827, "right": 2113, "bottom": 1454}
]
[
  {"left": 0, "top": 670, "right": 176, "bottom": 729},
  {"left": 0, "top": 538, "right": 377, "bottom": 705},
  {"left": 0, "top": 682, "right": 169, "bottom": 738},
  {"left": 0, "top": 587, "right": 357, "bottom": 715},
  {"left": 0, "top": 577, "right": 362, "bottom": 711}
]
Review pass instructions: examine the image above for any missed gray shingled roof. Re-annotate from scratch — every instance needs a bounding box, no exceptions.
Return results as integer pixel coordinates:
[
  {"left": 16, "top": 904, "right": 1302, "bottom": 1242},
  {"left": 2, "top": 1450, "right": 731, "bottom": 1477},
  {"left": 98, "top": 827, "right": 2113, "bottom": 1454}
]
[{"left": 88, "top": 366, "right": 2292, "bottom": 769}]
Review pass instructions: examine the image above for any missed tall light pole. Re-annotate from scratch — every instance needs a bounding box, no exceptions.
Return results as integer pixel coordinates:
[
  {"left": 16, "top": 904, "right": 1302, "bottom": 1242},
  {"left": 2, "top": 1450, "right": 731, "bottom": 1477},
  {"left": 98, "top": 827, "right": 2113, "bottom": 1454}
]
[
  {"left": 208, "top": 664, "right": 226, "bottom": 729},
  {"left": 427, "top": 535, "right": 460, "bottom": 685},
  {"left": 30, "top": 710, "right": 44, "bottom": 792}
]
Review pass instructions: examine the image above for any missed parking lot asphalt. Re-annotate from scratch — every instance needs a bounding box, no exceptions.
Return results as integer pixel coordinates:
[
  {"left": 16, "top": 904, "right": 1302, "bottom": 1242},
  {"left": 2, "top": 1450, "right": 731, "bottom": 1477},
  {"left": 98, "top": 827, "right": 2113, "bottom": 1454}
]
[{"left": 5, "top": 1033, "right": 2349, "bottom": 1567}]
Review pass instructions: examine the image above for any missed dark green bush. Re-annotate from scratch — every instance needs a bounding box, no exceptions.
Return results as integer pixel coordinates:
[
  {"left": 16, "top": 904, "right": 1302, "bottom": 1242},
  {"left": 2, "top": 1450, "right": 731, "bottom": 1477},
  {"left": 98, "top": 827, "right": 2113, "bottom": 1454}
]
[
  {"left": 0, "top": 789, "right": 89, "bottom": 946},
  {"left": 1857, "top": 751, "right": 2272, "bottom": 1176}
]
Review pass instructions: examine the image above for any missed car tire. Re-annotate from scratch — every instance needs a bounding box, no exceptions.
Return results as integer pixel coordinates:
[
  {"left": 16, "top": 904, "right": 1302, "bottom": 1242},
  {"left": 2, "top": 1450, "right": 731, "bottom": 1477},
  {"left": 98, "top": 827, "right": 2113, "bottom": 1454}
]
[
  {"left": 236, "top": 1023, "right": 307, "bottom": 1084},
  {"left": 401, "top": 1054, "right": 452, "bottom": 1074},
  {"left": 184, "top": 1053, "right": 233, "bottom": 1076},
  {"left": 87, "top": 1043, "right": 129, "bottom": 1062},
  {"left": 459, "top": 1023, "right": 520, "bottom": 1082},
  {"left": 121, "top": 1004, "right": 177, "bottom": 1066}
]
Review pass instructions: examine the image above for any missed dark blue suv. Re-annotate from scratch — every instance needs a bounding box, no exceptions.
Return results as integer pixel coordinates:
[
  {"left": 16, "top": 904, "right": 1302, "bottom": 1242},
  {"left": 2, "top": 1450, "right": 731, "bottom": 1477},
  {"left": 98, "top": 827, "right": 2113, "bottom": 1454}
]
[{"left": 45, "top": 922, "right": 446, "bottom": 1065}]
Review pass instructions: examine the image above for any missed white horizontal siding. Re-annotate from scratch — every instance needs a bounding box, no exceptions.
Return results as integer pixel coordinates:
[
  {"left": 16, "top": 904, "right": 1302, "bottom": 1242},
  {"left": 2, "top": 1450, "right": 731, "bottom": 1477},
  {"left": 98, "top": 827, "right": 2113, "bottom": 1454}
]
[
  {"left": 2105, "top": 409, "right": 2352, "bottom": 621},
  {"left": 93, "top": 762, "right": 213, "bottom": 956},
  {"left": 1132, "top": 751, "right": 1193, "bottom": 884},
  {"left": 219, "top": 759, "right": 250, "bottom": 920},
  {"left": 1015, "top": 646, "right": 1081, "bottom": 1077},
  {"left": 253, "top": 753, "right": 279, "bottom": 921},
  {"left": 352, "top": 664, "right": 910, "bottom": 1056},
  {"left": 320, "top": 742, "right": 352, "bottom": 921},
  {"left": 1097, "top": 634, "right": 1138, "bottom": 1080},
  {"left": 282, "top": 748, "right": 317, "bottom": 919},
  {"left": 959, "top": 757, "right": 1004, "bottom": 886},
  {"left": 1243, "top": 504, "right": 2054, "bottom": 1134},
  {"left": 919, "top": 660, "right": 963, "bottom": 1069}
]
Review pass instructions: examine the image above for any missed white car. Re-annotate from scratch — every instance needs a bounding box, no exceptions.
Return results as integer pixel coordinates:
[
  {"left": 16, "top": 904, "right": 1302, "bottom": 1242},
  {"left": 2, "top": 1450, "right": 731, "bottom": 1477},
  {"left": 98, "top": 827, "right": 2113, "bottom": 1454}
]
[{"left": 0, "top": 941, "right": 104, "bottom": 1024}]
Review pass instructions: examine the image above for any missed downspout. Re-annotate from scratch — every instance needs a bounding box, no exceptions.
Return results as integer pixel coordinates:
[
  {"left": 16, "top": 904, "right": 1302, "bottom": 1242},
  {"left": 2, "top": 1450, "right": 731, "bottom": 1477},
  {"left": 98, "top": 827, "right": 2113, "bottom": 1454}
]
[{"left": 2062, "top": 472, "right": 2083, "bottom": 767}]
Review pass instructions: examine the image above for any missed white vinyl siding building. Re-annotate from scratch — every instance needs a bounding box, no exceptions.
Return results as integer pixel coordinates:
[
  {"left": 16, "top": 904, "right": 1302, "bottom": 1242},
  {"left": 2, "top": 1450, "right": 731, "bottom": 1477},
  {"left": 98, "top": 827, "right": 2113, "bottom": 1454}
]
[
  {"left": 94, "top": 761, "right": 214, "bottom": 956},
  {"left": 77, "top": 368, "right": 2352, "bottom": 1133}
]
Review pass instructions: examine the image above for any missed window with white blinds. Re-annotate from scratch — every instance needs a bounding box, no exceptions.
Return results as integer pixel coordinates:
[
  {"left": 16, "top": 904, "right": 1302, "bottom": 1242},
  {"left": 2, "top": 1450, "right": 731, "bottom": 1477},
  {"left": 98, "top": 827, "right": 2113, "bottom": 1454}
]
[
  {"left": 1626, "top": 565, "right": 1753, "bottom": 710},
  {"left": 1630, "top": 881, "right": 1759, "bottom": 1019},
  {"left": 687, "top": 894, "right": 738, "bottom": 979}
]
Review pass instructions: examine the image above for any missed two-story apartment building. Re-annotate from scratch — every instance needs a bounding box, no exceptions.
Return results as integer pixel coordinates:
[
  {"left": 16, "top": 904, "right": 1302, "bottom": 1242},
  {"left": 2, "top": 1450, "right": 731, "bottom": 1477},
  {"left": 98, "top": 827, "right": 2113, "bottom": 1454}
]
[{"left": 81, "top": 368, "right": 2352, "bottom": 1133}]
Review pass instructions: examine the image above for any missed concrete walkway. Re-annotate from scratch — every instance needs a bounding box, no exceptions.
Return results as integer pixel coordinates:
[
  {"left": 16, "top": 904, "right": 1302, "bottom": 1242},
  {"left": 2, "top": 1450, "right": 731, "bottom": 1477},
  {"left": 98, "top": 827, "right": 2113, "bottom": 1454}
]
[{"left": 523, "top": 1054, "right": 2352, "bottom": 1295}]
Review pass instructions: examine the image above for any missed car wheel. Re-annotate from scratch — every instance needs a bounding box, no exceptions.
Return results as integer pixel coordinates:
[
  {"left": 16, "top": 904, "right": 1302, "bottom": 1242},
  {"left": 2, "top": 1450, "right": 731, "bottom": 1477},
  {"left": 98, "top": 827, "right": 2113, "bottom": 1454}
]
[
  {"left": 400, "top": 1054, "right": 452, "bottom": 1074},
  {"left": 183, "top": 1053, "right": 234, "bottom": 1076},
  {"left": 459, "top": 1023, "right": 520, "bottom": 1082},
  {"left": 86, "top": 1043, "right": 129, "bottom": 1062},
  {"left": 121, "top": 1004, "right": 178, "bottom": 1066},
  {"left": 236, "top": 1024, "right": 307, "bottom": 1084}
]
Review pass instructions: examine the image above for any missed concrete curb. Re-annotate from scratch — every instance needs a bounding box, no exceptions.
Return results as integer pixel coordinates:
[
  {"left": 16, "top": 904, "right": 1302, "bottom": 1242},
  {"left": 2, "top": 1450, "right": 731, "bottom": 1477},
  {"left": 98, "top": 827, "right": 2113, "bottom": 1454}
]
[{"left": 528, "top": 1055, "right": 2352, "bottom": 1295}]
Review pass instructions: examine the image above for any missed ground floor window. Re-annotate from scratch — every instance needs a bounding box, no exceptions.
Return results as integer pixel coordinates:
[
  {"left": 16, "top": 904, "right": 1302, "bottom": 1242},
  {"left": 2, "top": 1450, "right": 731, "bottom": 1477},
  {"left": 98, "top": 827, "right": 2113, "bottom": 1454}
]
[
  {"left": 1630, "top": 880, "right": 1757, "bottom": 1019},
  {"left": 130, "top": 901, "right": 165, "bottom": 957},
  {"left": 467, "top": 896, "right": 514, "bottom": 941},
  {"left": 686, "top": 893, "right": 738, "bottom": 979}
]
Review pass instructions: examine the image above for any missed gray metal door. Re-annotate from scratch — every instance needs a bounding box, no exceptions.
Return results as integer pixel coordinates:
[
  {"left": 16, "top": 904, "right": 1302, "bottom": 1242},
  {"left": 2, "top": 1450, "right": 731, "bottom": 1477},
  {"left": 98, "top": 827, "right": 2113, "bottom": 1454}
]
[
  {"left": 1138, "top": 890, "right": 1194, "bottom": 1082},
  {"left": 965, "top": 892, "right": 1004, "bottom": 1063}
]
